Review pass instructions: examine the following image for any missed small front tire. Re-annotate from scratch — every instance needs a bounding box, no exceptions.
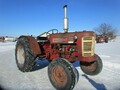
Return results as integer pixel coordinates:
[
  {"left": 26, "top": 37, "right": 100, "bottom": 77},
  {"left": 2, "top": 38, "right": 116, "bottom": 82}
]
[
  {"left": 80, "top": 54, "right": 103, "bottom": 75},
  {"left": 48, "top": 58, "right": 79, "bottom": 90}
]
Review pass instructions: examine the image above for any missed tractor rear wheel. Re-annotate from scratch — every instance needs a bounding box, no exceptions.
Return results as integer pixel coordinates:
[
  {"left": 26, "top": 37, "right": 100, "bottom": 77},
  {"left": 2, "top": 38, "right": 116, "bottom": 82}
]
[
  {"left": 15, "top": 37, "right": 37, "bottom": 72},
  {"left": 80, "top": 54, "right": 103, "bottom": 75},
  {"left": 48, "top": 58, "right": 79, "bottom": 90}
]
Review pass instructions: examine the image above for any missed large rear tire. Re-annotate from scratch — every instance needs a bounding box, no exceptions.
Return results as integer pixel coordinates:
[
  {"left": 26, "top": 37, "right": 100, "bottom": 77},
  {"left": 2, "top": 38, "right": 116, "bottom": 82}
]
[
  {"left": 48, "top": 58, "right": 79, "bottom": 90},
  {"left": 15, "top": 37, "right": 37, "bottom": 72},
  {"left": 80, "top": 54, "right": 103, "bottom": 75}
]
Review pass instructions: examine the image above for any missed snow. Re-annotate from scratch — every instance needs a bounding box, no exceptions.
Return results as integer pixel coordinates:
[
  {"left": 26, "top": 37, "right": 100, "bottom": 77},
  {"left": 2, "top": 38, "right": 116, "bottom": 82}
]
[
  {"left": 0, "top": 42, "right": 15, "bottom": 52},
  {"left": 0, "top": 37, "right": 120, "bottom": 90}
]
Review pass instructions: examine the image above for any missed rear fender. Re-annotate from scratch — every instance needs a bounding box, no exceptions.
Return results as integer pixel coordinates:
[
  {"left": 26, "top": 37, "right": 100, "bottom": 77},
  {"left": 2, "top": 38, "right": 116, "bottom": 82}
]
[{"left": 19, "top": 36, "right": 41, "bottom": 55}]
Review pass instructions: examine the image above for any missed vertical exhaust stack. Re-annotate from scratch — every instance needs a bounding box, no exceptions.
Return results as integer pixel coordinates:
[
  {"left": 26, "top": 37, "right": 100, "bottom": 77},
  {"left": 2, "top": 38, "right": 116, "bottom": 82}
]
[{"left": 63, "top": 5, "right": 69, "bottom": 33}]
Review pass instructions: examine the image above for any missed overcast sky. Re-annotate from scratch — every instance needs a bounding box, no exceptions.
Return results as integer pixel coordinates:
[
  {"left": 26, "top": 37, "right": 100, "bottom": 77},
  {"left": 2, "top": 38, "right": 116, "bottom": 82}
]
[{"left": 0, "top": 0, "right": 120, "bottom": 36}]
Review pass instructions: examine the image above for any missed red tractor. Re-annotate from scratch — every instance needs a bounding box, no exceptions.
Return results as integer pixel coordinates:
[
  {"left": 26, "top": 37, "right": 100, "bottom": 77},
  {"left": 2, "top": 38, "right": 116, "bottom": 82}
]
[
  {"left": 15, "top": 5, "right": 103, "bottom": 90},
  {"left": 96, "top": 35, "right": 108, "bottom": 43}
]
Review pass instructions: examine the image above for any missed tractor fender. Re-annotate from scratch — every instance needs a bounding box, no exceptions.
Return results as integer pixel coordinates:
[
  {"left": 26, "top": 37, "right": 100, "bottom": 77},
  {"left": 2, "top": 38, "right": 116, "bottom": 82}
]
[{"left": 18, "top": 36, "right": 41, "bottom": 55}]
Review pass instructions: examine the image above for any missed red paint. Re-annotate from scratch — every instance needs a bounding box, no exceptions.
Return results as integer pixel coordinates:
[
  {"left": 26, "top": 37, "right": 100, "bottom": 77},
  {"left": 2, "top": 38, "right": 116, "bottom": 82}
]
[{"left": 38, "top": 31, "right": 95, "bottom": 63}]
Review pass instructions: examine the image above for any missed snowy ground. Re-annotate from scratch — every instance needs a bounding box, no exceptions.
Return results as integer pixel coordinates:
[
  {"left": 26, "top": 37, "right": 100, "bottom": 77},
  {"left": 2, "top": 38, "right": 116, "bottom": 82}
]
[{"left": 0, "top": 37, "right": 120, "bottom": 90}]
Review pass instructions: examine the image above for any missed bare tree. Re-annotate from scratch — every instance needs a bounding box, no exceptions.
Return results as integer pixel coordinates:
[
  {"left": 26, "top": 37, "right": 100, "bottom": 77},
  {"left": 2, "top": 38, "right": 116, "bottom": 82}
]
[{"left": 94, "top": 23, "right": 117, "bottom": 39}]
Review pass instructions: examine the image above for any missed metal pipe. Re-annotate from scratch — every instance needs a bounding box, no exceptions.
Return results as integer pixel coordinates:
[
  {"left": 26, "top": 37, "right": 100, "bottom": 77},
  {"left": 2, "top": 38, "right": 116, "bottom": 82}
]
[
  {"left": 63, "top": 5, "right": 68, "bottom": 33},
  {"left": 64, "top": 5, "right": 67, "bottom": 18}
]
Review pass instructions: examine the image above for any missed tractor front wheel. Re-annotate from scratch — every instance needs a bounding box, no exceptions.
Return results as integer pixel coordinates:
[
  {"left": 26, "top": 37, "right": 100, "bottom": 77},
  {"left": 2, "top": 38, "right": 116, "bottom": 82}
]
[
  {"left": 80, "top": 54, "right": 103, "bottom": 75},
  {"left": 48, "top": 58, "right": 79, "bottom": 90}
]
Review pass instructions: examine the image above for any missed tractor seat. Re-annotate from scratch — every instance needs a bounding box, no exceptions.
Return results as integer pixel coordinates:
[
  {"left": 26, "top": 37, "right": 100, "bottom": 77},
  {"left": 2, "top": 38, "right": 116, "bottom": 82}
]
[{"left": 37, "top": 36, "right": 48, "bottom": 42}]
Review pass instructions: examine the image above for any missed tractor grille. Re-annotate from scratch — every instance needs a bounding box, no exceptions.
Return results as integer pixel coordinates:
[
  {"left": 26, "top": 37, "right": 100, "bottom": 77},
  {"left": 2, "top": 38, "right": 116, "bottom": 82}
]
[{"left": 82, "top": 36, "right": 95, "bottom": 57}]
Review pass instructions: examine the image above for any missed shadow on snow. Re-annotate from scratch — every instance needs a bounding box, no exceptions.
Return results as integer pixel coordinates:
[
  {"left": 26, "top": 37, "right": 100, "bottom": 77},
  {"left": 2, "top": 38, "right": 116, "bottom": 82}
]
[
  {"left": 82, "top": 74, "right": 107, "bottom": 90},
  {"left": 72, "top": 60, "right": 80, "bottom": 67},
  {"left": 32, "top": 59, "right": 81, "bottom": 71},
  {"left": 32, "top": 58, "right": 50, "bottom": 71}
]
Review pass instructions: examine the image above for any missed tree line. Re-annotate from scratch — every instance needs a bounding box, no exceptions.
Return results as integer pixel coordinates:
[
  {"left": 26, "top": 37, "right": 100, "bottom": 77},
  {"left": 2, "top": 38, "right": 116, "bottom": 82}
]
[{"left": 94, "top": 23, "right": 118, "bottom": 40}]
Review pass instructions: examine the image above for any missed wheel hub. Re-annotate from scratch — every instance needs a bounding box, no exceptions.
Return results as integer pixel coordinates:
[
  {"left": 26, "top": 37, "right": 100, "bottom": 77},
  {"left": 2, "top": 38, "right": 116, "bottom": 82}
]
[
  {"left": 52, "top": 66, "right": 67, "bottom": 87},
  {"left": 17, "top": 45, "right": 25, "bottom": 65},
  {"left": 86, "top": 62, "right": 97, "bottom": 72}
]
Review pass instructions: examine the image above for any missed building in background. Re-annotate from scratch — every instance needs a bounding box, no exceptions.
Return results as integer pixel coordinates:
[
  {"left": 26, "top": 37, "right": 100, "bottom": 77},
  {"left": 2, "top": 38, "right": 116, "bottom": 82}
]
[
  {"left": 0, "top": 36, "right": 17, "bottom": 42},
  {"left": 0, "top": 37, "right": 5, "bottom": 42}
]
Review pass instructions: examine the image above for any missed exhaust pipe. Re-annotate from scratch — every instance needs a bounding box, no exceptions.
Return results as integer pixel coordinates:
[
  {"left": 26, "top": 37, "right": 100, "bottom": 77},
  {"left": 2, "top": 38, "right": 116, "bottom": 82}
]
[{"left": 63, "top": 5, "right": 68, "bottom": 33}]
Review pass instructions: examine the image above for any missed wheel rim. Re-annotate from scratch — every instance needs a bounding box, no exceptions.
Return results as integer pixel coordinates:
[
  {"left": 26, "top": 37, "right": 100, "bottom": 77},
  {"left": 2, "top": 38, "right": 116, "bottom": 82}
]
[
  {"left": 17, "top": 45, "right": 25, "bottom": 65},
  {"left": 52, "top": 65, "right": 67, "bottom": 87},
  {"left": 82, "top": 62, "right": 97, "bottom": 73},
  {"left": 87, "top": 62, "right": 97, "bottom": 72}
]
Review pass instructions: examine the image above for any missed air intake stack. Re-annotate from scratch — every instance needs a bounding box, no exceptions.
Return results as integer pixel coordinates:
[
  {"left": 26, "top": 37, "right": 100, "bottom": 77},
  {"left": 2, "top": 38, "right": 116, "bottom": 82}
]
[{"left": 63, "top": 5, "right": 68, "bottom": 33}]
